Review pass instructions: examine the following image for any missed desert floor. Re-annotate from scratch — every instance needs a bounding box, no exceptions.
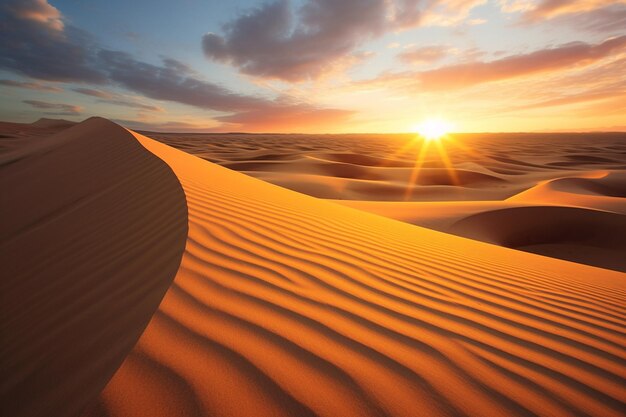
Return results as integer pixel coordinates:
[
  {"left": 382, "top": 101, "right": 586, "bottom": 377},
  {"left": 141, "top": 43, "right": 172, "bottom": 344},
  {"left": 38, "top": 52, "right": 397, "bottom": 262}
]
[
  {"left": 148, "top": 129, "right": 626, "bottom": 272},
  {"left": 1, "top": 118, "right": 625, "bottom": 417}
]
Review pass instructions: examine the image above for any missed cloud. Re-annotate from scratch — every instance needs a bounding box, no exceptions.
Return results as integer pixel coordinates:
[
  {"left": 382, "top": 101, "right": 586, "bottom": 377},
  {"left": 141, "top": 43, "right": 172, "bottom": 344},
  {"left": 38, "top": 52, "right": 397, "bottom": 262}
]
[
  {"left": 413, "top": 35, "right": 626, "bottom": 91},
  {"left": 520, "top": 0, "right": 622, "bottom": 21},
  {"left": 510, "top": 87, "right": 626, "bottom": 112},
  {"left": 418, "top": 0, "right": 487, "bottom": 27},
  {"left": 216, "top": 102, "right": 354, "bottom": 132},
  {"left": 98, "top": 50, "right": 272, "bottom": 112},
  {"left": 0, "top": 1, "right": 105, "bottom": 83},
  {"left": 113, "top": 119, "right": 223, "bottom": 133},
  {"left": 23, "top": 99, "right": 82, "bottom": 115},
  {"left": 388, "top": 0, "right": 486, "bottom": 29},
  {"left": 99, "top": 99, "right": 163, "bottom": 112},
  {"left": 0, "top": 1, "right": 269, "bottom": 113},
  {"left": 500, "top": 0, "right": 626, "bottom": 33},
  {"left": 0, "top": 0, "right": 355, "bottom": 131},
  {"left": 72, "top": 87, "right": 113, "bottom": 99},
  {"left": 202, "top": 0, "right": 489, "bottom": 82},
  {"left": 397, "top": 45, "right": 450, "bottom": 64},
  {"left": 203, "top": 0, "right": 388, "bottom": 82},
  {"left": 0, "top": 79, "right": 62, "bottom": 92},
  {"left": 73, "top": 87, "right": 163, "bottom": 111},
  {"left": 548, "top": 4, "right": 626, "bottom": 33},
  {"left": 4, "top": 0, "right": 63, "bottom": 31}
]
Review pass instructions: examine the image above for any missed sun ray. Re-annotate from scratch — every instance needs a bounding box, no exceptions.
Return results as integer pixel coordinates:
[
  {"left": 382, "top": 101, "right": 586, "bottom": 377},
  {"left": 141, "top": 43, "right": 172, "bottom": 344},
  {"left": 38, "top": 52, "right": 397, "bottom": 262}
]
[
  {"left": 404, "top": 137, "right": 431, "bottom": 200},
  {"left": 433, "top": 136, "right": 459, "bottom": 186}
]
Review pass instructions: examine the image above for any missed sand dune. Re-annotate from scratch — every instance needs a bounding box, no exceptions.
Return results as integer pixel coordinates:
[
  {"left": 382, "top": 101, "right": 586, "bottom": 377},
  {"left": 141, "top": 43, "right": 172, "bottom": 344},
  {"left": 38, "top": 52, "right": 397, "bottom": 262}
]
[
  {"left": 2, "top": 120, "right": 624, "bottom": 417},
  {"left": 508, "top": 171, "right": 626, "bottom": 214},
  {"left": 30, "top": 117, "right": 78, "bottom": 129},
  {"left": 148, "top": 130, "right": 626, "bottom": 270},
  {"left": 449, "top": 206, "right": 626, "bottom": 271},
  {"left": 148, "top": 131, "right": 626, "bottom": 201},
  {"left": 338, "top": 171, "right": 626, "bottom": 271},
  {"left": 76, "top": 124, "right": 626, "bottom": 417},
  {"left": 0, "top": 118, "right": 187, "bottom": 417}
]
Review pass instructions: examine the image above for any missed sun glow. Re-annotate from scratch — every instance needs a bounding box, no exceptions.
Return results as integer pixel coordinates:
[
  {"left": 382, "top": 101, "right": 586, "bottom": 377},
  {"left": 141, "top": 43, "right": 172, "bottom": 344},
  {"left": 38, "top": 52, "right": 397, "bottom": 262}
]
[
  {"left": 412, "top": 119, "right": 453, "bottom": 141},
  {"left": 400, "top": 118, "right": 463, "bottom": 200}
]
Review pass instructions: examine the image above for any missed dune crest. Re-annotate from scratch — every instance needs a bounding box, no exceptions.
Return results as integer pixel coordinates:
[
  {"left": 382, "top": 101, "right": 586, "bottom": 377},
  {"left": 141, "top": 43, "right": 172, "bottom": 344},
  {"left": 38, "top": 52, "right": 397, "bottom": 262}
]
[
  {"left": 147, "top": 131, "right": 626, "bottom": 270},
  {"left": 85, "top": 127, "right": 625, "bottom": 417},
  {"left": 0, "top": 118, "right": 188, "bottom": 417}
]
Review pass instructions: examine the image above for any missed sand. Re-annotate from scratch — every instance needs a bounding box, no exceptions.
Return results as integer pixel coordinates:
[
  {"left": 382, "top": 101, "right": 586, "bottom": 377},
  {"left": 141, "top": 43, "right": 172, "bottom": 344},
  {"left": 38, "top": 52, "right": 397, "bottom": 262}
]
[
  {"left": 1, "top": 119, "right": 624, "bottom": 417},
  {"left": 149, "top": 131, "right": 626, "bottom": 271},
  {"left": 0, "top": 118, "right": 187, "bottom": 417},
  {"left": 89, "top": 123, "right": 624, "bottom": 416}
]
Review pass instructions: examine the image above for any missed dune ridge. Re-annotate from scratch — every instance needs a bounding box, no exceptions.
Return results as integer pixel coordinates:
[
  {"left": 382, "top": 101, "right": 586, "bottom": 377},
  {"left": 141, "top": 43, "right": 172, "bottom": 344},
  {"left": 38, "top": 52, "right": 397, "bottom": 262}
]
[
  {"left": 339, "top": 171, "right": 626, "bottom": 271},
  {"left": 84, "top": 127, "right": 626, "bottom": 417},
  {"left": 147, "top": 130, "right": 626, "bottom": 270},
  {"left": 0, "top": 118, "right": 188, "bottom": 417}
]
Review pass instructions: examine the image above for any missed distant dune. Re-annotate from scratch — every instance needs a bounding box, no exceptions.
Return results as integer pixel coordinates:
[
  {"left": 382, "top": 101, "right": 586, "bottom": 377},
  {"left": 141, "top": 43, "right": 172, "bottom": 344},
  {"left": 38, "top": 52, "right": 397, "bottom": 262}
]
[
  {"left": 1, "top": 119, "right": 624, "bottom": 417},
  {"left": 150, "top": 130, "right": 626, "bottom": 271},
  {"left": 30, "top": 117, "right": 78, "bottom": 129}
]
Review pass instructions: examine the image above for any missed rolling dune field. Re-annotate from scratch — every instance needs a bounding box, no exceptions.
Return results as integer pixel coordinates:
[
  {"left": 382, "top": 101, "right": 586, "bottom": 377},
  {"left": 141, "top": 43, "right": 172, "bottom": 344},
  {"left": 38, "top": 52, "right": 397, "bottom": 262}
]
[
  {"left": 1, "top": 119, "right": 624, "bottom": 417},
  {"left": 148, "top": 130, "right": 626, "bottom": 271}
]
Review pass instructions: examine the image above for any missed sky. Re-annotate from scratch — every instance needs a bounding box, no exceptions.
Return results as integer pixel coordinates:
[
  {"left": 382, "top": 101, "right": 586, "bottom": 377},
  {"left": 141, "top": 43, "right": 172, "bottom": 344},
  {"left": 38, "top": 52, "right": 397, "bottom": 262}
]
[{"left": 0, "top": 0, "right": 625, "bottom": 133}]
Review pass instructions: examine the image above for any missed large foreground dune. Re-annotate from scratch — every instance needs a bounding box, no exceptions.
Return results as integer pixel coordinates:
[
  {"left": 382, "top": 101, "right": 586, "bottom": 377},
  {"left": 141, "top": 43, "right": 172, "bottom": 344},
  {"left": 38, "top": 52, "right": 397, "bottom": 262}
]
[
  {"left": 1, "top": 119, "right": 625, "bottom": 417},
  {"left": 0, "top": 119, "right": 187, "bottom": 417}
]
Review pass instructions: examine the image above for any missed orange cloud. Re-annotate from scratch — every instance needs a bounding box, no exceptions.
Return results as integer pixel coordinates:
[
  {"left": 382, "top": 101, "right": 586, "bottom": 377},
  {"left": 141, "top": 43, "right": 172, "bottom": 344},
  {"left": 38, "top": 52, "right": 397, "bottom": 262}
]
[
  {"left": 521, "top": 0, "right": 623, "bottom": 20},
  {"left": 23, "top": 99, "right": 82, "bottom": 115},
  {"left": 500, "top": 0, "right": 626, "bottom": 33},
  {"left": 217, "top": 105, "right": 355, "bottom": 133},
  {"left": 411, "top": 36, "right": 626, "bottom": 91},
  {"left": 8, "top": 0, "right": 63, "bottom": 31},
  {"left": 0, "top": 79, "right": 62, "bottom": 92}
]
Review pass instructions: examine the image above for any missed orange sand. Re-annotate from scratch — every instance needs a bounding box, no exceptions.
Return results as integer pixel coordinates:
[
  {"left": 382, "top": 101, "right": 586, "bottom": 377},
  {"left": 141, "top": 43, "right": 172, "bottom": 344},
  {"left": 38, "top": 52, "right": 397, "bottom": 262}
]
[
  {"left": 150, "top": 131, "right": 626, "bottom": 270},
  {"left": 1, "top": 119, "right": 624, "bottom": 417},
  {"left": 86, "top": 124, "right": 625, "bottom": 417}
]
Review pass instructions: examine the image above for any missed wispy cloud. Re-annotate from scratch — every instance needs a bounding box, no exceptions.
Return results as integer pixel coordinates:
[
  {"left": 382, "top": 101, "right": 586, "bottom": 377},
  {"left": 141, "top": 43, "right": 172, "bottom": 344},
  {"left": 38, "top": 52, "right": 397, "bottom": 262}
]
[
  {"left": 421, "top": 36, "right": 626, "bottom": 90},
  {"left": 365, "top": 36, "right": 626, "bottom": 92},
  {"left": 72, "top": 87, "right": 163, "bottom": 111},
  {"left": 72, "top": 87, "right": 113, "bottom": 99},
  {"left": 500, "top": 0, "right": 626, "bottom": 33},
  {"left": 23, "top": 99, "right": 82, "bottom": 115},
  {"left": 0, "top": 79, "right": 62, "bottom": 92},
  {"left": 216, "top": 103, "right": 355, "bottom": 132}
]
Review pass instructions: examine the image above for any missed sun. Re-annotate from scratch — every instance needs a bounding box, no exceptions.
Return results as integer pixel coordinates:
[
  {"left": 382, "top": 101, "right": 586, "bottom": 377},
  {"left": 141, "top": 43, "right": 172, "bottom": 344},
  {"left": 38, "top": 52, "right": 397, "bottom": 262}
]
[{"left": 412, "top": 119, "right": 453, "bottom": 141}]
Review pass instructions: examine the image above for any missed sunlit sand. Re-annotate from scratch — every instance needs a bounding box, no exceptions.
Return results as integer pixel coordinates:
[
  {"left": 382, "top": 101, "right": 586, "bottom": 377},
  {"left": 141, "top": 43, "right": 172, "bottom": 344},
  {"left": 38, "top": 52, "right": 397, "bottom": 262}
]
[
  {"left": 2, "top": 0, "right": 625, "bottom": 415},
  {"left": 2, "top": 118, "right": 624, "bottom": 417}
]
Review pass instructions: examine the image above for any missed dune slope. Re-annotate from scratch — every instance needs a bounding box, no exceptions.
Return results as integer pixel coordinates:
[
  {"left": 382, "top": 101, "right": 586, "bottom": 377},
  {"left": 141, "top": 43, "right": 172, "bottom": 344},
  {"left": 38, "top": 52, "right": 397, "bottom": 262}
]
[
  {"left": 0, "top": 118, "right": 188, "bottom": 417},
  {"left": 147, "top": 131, "right": 626, "bottom": 271},
  {"left": 338, "top": 171, "right": 626, "bottom": 271},
  {"left": 449, "top": 206, "right": 626, "bottom": 272},
  {"left": 86, "top": 129, "right": 626, "bottom": 417}
]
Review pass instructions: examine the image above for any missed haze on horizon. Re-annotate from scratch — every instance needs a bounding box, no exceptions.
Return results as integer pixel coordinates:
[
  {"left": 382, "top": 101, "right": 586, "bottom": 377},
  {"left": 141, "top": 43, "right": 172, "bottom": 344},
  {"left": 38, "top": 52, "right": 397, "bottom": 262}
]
[{"left": 1, "top": 0, "right": 625, "bottom": 133}]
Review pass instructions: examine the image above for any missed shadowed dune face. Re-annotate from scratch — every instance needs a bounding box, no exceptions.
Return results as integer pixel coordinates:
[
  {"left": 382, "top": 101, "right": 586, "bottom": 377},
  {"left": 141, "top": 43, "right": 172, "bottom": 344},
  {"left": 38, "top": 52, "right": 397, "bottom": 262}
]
[
  {"left": 449, "top": 206, "right": 626, "bottom": 272},
  {"left": 85, "top": 130, "right": 626, "bottom": 417},
  {"left": 0, "top": 118, "right": 188, "bottom": 417}
]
